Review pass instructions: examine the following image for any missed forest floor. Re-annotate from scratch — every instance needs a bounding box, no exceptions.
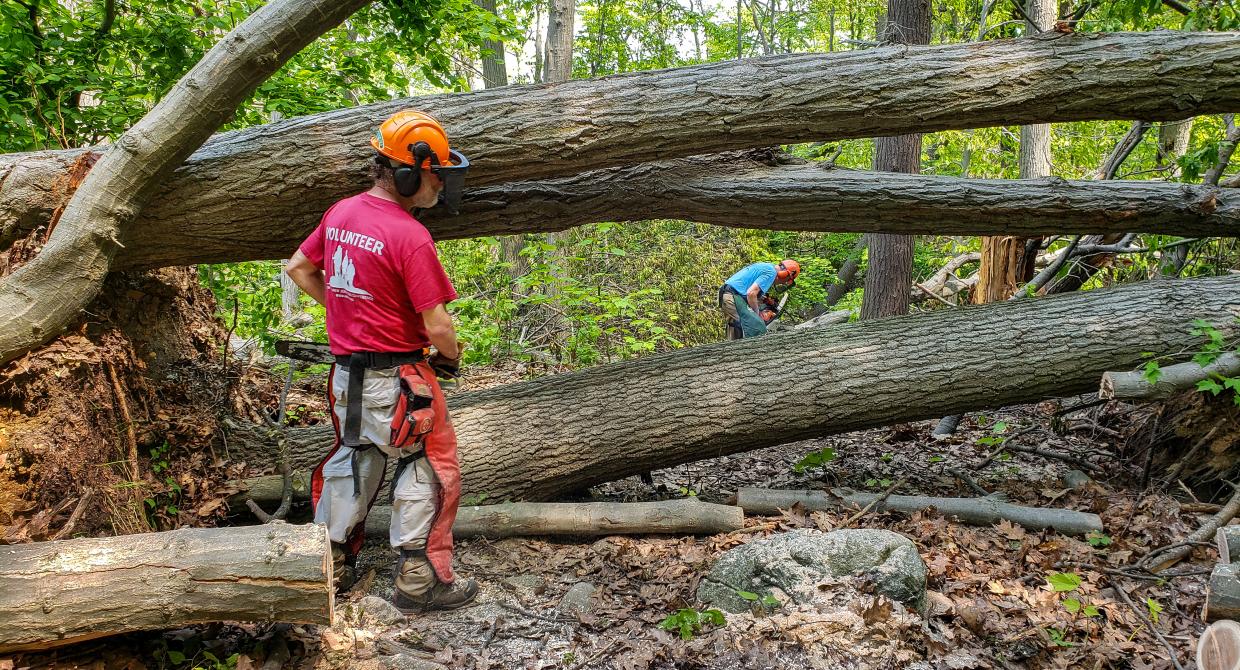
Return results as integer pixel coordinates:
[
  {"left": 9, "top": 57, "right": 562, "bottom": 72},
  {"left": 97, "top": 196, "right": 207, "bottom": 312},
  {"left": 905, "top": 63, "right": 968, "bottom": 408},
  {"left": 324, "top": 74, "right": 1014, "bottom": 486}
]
[{"left": 5, "top": 365, "right": 1222, "bottom": 670}]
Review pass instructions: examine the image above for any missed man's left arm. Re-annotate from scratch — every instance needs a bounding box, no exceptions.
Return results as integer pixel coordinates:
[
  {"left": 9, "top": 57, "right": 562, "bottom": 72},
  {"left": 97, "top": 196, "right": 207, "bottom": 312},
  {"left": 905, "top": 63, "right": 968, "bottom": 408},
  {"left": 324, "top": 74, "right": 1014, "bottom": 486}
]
[{"left": 286, "top": 250, "right": 326, "bottom": 306}]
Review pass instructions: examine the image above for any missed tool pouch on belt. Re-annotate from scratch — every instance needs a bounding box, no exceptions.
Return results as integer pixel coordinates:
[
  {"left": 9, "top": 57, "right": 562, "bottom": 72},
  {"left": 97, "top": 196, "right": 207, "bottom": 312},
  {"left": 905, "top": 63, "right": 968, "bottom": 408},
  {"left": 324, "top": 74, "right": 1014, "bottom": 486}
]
[{"left": 391, "top": 365, "right": 436, "bottom": 450}]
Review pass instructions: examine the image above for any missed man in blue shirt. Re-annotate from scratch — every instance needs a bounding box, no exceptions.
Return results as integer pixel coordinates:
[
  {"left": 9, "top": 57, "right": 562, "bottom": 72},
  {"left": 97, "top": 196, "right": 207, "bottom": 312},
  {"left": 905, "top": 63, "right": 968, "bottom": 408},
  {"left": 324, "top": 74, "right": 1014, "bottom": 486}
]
[{"left": 718, "top": 259, "right": 801, "bottom": 339}]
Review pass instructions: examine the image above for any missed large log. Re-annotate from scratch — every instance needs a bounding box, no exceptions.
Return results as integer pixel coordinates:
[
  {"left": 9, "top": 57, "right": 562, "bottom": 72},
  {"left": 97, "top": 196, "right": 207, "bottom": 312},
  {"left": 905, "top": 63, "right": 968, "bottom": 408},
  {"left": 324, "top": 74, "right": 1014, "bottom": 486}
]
[
  {"left": 736, "top": 488, "right": 1103, "bottom": 535},
  {"left": 2, "top": 31, "right": 1237, "bottom": 267},
  {"left": 52, "top": 155, "right": 1240, "bottom": 269},
  {"left": 239, "top": 275, "right": 1240, "bottom": 502},
  {"left": 0, "top": 523, "right": 333, "bottom": 653}
]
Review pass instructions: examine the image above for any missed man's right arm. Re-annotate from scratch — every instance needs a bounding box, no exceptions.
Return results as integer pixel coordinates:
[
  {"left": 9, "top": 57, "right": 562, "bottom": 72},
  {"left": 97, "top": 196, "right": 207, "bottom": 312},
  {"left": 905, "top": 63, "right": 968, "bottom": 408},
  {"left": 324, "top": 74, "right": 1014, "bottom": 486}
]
[
  {"left": 286, "top": 250, "right": 327, "bottom": 306},
  {"left": 422, "top": 303, "right": 461, "bottom": 360},
  {"left": 746, "top": 284, "right": 763, "bottom": 313}
]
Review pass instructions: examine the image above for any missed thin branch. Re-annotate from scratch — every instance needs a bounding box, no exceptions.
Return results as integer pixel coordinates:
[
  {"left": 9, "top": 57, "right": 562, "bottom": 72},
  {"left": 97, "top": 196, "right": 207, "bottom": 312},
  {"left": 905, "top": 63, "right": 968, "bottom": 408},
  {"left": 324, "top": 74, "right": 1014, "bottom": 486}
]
[
  {"left": 1017, "top": 235, "right": 1080, "bottom": 297},
  {"left": 1204, "top": 114, "right": 1239, "bottom": 187},
  {"left": 1009, "top": 0, "right": 1043, "bottom": 33},
  {"left": 1161, "top": 0, "right": 1191, "bottom": 14},
  {"left": 839, "top": 476, "right": 907, "bottom": 528},
  {"left": 1111, "top": 578, "right": 1186, "bottom": 670}
]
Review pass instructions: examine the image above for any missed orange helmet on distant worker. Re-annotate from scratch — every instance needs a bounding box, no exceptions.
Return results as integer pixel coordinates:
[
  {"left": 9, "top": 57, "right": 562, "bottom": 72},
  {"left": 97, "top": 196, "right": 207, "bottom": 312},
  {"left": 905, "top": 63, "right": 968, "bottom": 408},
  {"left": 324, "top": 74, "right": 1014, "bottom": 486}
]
[
  {"left": 777, "top": 259, "right": 801, "bottom": 282},
  {"left": 369, "top": 110, "right": 471, "bottom": 211},
  {"left": 371, "top": 110, "right": 451, "bottom": 169}
]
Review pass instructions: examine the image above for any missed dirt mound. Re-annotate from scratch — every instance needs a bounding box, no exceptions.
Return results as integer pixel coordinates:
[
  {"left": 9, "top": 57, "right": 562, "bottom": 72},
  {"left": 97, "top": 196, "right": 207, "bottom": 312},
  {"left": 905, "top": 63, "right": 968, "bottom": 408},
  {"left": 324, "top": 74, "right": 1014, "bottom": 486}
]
[{"left": 0, "top": 267, "right": 260, "bottom": 540}]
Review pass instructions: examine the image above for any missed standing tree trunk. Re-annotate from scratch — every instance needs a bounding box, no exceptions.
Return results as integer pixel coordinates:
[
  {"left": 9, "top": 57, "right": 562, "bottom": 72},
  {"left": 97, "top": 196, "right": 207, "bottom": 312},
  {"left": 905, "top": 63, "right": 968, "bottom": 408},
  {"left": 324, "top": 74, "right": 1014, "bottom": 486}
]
[
  {"left": 476, "top": 0, "right": 509, "bottom": 89},
  {"left": 860, "top": 0, "right": 929, "bottom": 320},
  {"left": 544, "top": 0, "right": 575, "bottom": 82},
  {"left": 1157, "top": 118, "right": 1195, "bottom": 179}
]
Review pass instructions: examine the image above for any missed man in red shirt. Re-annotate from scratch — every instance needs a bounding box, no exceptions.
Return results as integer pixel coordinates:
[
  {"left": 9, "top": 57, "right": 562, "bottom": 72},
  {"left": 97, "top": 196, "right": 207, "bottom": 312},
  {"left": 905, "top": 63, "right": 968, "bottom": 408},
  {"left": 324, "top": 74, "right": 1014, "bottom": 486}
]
[{"left": 286, "top": 110, "right": 477, "bottom": 612}]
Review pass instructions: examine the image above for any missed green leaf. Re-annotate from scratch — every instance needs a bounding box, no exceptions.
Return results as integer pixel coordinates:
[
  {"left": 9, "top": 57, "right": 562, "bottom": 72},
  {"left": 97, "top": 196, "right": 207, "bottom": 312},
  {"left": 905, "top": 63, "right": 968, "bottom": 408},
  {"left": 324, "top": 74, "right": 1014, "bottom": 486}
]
[
  {"left": 1062, "top": 598, "right": 1081, "bottom": 613},
  {"left": 1143, "top": 360, "right": 1163, "bottom": 384},
  {"left": 1086, "top": 532, "right": 1112, "bottom": 547},
  {"left": 1197, "top": 379, "right": 1225, "bottom": 395},
  {"left": 992, "top": 421, "right": 1008, "bottom": 433},
  {"left": 704, "top": 609, "right": 726, "bottom": 626},
  {"left": 1083, "top": 604, "right": 1100, "bottom": 617},
  {"left": 1146, "top": 597, "right": 1163, "bottom": 623},
  {"left": 1046, "top": 572, "right": 1082, "bottom": 593},
  {"left": 167, "top": 650, "right": 186, "bottom": 664},
  {"left": 928, "top": 456, "right": 945, "bottom": 463},
  {"left": 761, "top": 594, "right": 781, "bottom": 608},
  {"left": 737, "top": 590, "right": 759, "bottom": 601}
]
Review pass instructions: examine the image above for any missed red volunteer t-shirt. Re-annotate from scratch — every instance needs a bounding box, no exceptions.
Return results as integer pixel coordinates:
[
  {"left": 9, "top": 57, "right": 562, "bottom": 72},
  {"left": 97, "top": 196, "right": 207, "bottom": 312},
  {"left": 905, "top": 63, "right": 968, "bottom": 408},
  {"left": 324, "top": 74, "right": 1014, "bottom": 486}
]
[{"left": 298, "top": 193, "right": 457, "bottom": 355}]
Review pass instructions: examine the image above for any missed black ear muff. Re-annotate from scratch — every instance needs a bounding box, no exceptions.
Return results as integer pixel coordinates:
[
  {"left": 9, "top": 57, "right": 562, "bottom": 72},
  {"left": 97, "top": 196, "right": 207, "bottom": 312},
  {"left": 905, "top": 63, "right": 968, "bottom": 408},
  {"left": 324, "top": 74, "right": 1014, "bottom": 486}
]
[
  {"left": 393, "top": 142, "right": 436, "bottom": 197},
  {"left": 393, "top": 164, "right": 420, "bottom": 197}
]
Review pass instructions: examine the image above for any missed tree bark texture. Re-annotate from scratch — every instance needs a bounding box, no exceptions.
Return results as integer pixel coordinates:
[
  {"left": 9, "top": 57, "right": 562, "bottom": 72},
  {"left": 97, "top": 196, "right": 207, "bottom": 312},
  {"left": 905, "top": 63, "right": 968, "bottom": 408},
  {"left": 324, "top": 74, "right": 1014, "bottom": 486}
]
[
  {"left": 860, "top": 0, "right": 927, "bottom": 320},
  {"left": 0, "top": 0, "right": 372, "bottom": 366},
  {"left": 3, "top": 32, "right": 1238, "bottom": 263},
  {"left": 238, "top": 276, "right": 1240, "bottom": 502},
  {"left": 543, "top": 0, "right": 575, "bottom": 84},
  {"left": 0, "top": 523, "right": 333, "bottom": 653},
  {"left": 77, "top": 156, "right": 1240, "bottom": 269},
  {"left": 736, "top": 487, "right": 1103, "bottom": 534}
]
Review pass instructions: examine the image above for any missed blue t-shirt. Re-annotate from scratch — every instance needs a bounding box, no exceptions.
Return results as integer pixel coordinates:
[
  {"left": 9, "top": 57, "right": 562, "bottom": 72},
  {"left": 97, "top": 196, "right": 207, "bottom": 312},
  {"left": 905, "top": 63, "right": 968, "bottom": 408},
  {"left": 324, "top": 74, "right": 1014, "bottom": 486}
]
[{"left": 725, "top": 262, "right": 777, "bottom": 296}]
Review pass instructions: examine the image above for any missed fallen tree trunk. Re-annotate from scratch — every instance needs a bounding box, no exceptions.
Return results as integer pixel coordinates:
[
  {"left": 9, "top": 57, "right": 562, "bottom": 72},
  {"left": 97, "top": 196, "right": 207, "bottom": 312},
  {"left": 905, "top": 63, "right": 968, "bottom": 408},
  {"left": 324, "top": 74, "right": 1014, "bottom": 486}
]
[
  {"left": 735, "top": 487, "right": 1103, "bottom": 535},
  {"left": 235, "top": 275, "right": 1240, "bottom": 502},
  {"left": 106, "top": 156, "right": 1233, "bottom": 268},
  {"left": 372, "top": 500, "right": 743, "bottom": 538},
  {"left": 1, "top": 31, "right": 1237, "bottom": 267},
  {"left": 1101, "top": 352, "right": 1240, "bottom": 400},
  {"left": 0, "top": 523, "right": 333, "bottom": 653}
]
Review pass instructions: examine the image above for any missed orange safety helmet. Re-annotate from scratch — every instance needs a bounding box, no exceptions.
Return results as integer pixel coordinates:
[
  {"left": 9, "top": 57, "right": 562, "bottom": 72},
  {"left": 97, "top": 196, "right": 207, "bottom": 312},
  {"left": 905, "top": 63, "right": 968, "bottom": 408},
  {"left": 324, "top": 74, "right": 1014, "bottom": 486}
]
[
  {"left": 776, "top": 259, "right": 801, "bottom": 282},
  {"left": 369, "top": 109, "right": 471, "bottom": 211},
  {"left": 371, "top": 110, "right": 451, "bottom": 169}
]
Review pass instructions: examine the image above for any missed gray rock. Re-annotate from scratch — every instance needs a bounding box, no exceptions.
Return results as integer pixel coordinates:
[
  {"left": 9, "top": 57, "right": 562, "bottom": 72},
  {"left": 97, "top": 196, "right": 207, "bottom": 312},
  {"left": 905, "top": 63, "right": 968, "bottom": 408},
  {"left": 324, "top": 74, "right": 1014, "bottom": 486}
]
[
  {"left": 358, "top": 595, "right": 407, "bottom": 625},
  {"left": 558, "top": 582, "right": 596, "bottom": 614},
  {"left": 503, "top": 574, "right": 542, "bottom": 595},
  {"left": 697, "top": 528, "right": 927, "bottom": 613},
  {"left": 1062, "top": 470, "right": 1093, "bottom": 490}
]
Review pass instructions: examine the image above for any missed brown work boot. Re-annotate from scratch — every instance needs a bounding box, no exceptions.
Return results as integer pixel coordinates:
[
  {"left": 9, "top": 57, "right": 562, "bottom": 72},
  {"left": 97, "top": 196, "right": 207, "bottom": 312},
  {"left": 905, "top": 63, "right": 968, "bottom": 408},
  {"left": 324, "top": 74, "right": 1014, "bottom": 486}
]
[
  {"left": 392, "top": 548, "right": 478, "bottom": 612},
  {"left": 392, "top": 577, "right": 479, "bottom": 613}
]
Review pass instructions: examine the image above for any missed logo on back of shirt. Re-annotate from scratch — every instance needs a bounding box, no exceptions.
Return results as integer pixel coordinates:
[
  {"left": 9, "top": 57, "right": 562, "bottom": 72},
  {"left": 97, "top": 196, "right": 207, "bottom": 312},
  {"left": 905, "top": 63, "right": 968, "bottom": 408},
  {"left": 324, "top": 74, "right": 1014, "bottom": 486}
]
[{"left": 328, "top": 245, "right": 373, "bottom": 300}]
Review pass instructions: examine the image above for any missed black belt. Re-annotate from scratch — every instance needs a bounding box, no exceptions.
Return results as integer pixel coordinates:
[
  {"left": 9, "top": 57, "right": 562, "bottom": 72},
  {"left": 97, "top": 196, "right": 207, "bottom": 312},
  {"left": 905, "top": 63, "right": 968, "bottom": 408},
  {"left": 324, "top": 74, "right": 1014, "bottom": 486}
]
[
  {"left": 339, "top": 349, "right": 427, "bottom": 448},
  {"left": 337, "top": 349, "right": 428, "bottom": 496}
]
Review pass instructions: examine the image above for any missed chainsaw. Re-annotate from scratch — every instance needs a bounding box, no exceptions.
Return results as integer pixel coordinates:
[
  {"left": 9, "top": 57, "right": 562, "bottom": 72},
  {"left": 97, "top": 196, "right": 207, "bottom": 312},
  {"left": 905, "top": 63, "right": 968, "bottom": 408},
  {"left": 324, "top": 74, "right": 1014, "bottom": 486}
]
[{"left": 758, "top": 291, "right": 790, "bottom": 325}]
